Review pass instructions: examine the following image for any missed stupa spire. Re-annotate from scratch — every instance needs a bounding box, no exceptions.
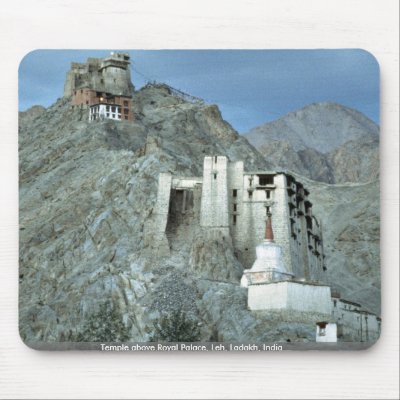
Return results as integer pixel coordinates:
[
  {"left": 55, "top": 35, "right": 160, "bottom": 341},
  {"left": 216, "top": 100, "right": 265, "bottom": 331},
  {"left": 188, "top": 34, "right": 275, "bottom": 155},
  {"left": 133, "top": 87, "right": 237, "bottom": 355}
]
[{"left": 265, "top": 212, "right": 274, "bottom": 242}]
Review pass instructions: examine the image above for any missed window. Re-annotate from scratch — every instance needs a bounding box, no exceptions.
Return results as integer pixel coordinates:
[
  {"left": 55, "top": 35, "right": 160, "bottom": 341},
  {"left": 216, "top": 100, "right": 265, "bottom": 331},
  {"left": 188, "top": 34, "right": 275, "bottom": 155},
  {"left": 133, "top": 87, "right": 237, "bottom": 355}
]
[
  {"left": 213, "top": 173, "right": 217, "bottom": 180},
  {"left": 266, "top": 206, "right": 270, "bottom": 214},
  {"left": 111, "top": 106, "right": 116, "bottom": 112},
  {"left": 81, "top": 89, "right": 83, "bottom": 94},
  {"left": 258, "top": 174, "right": 274, "bottom": 185},
  {"left": 123, "top": 100, "right": 128, "bottom": 107},
  {"left": 266, "top": 190, "right": 271, "bottom": 199},
  {"left": 233, "top": 204, "right": 237, "bottom": 212},
  {"left": 233, "top": 215, "right": 237, "bottom": 225},
  {"left": 317, "top": 322, "right": 327, "bottom": 336},
  {"left": 233, "top": 189, "right": 238, "bottom": 198},
  {"left": 124, "top": 108, "right": 129, "bottom": 114},
  {"left": 106, "top": 106, "right": 110, "bottom": 111},
  {"left": 125, "top": 116, "right": 128, "bottom": 120}
]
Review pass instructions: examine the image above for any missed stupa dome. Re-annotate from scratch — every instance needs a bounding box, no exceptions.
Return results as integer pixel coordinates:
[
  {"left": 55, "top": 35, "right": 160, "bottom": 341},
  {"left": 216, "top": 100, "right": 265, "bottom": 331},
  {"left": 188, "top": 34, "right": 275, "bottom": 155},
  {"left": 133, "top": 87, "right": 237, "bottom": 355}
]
[{"left": 240, "top": 214, "right": 293, "bottom": 287}]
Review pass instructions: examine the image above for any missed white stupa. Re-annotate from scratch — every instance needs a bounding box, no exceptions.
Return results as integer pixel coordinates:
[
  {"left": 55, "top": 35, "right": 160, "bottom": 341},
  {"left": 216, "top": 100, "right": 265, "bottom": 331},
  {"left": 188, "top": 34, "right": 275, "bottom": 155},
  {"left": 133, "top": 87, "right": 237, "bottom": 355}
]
[{"left": 240, "top": 213, "right": 293, "bottom": 288}]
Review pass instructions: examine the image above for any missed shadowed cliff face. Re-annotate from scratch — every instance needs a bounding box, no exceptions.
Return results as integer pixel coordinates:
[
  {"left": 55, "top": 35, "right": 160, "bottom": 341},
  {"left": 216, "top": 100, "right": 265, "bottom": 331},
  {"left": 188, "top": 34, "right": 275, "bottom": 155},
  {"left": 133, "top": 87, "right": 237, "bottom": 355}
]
[
  {"left": 244, "top": 102, "right": 379, "bottom": 184},
  {"left": 19, "top": 86, "right": 380, "bottom": 345}
]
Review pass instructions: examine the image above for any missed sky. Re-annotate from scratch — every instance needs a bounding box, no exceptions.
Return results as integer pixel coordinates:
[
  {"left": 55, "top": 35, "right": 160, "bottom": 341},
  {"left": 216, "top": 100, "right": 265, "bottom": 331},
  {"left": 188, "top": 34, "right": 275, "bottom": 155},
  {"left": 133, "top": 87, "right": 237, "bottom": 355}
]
[{"left": 18, "top": 49, "right": 379, "bottom": 133}]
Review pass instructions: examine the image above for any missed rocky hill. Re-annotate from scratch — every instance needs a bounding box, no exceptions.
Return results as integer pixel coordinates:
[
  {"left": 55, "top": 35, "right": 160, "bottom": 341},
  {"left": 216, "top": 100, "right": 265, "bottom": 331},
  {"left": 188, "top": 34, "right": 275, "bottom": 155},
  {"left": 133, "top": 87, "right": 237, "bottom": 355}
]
[
  {"left": 19, "top": 87, "right": 380, "bottom": 345},
  {"left": 245, "top": 102, "right": 379, "bottom": 184},
  {"left": 303, "top": 177, "right": 380, "bottom": 314}
]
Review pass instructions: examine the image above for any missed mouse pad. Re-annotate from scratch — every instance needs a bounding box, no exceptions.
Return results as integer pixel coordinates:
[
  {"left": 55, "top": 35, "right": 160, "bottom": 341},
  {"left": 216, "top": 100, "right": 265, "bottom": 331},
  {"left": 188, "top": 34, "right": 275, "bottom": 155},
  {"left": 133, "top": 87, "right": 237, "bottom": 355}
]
[{"left": 18, "top": 49, "right": 380, "bottom": 351}]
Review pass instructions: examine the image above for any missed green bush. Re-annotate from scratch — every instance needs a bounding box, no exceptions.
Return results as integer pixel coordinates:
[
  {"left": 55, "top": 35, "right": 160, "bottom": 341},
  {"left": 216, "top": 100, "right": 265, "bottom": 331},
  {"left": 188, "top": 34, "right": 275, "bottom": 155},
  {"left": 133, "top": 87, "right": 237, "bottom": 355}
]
[
  {"left": 74, "top": 302, "right": 130, "bottom": 342},
  {"left": 151, "top": 310, "right": 201, "bottom": 342}
]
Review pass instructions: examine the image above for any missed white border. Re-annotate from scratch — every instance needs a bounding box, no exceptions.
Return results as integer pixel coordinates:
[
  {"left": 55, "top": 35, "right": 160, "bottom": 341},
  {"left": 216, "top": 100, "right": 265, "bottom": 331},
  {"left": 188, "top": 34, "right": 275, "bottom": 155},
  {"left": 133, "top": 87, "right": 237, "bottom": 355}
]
[{"left": 0, "top": 0, "right": 398, "bottom": 399}]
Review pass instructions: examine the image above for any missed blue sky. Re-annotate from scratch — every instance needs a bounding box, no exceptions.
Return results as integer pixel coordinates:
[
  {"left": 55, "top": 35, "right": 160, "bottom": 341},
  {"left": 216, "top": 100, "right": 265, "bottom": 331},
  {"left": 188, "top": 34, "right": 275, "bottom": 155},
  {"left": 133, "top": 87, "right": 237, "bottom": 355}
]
[{"left": 18, "top": 49, "right": 379, "bottom": 133}]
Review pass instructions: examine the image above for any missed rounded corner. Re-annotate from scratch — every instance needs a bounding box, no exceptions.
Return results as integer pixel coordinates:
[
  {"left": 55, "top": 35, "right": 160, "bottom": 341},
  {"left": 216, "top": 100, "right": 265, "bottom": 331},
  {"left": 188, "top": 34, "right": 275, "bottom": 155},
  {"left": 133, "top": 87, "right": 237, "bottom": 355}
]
[
  {"left": 363, "top": 331, "right": 382, "bottom": 351},
  {"left": 18, "top": 49, "right": 43, "bottom": 74},
  {"left": 18, "top": 325, "right": 35, "bottom": 350},
  {"left": 354, "top": 48, "right": 380, "bottom": 73}
]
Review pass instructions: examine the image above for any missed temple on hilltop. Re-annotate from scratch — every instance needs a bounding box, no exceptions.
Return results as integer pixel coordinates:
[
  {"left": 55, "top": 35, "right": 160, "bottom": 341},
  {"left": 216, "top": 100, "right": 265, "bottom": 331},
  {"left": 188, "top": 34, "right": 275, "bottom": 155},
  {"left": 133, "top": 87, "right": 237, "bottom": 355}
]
[
  {"left": 64, "top": 52, "right": 134, "bottom": 122},
  {"left": 154, "top": 155, "right": 381, "bottom": 343}
]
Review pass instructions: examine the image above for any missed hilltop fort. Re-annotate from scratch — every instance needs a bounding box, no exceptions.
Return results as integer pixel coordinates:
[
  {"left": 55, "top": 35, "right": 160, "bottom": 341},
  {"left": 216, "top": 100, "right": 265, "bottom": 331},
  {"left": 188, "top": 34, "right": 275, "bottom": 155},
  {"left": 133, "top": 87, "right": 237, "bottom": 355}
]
[{"left": 64, "top": 52, "right": 134, "bottom": 121}]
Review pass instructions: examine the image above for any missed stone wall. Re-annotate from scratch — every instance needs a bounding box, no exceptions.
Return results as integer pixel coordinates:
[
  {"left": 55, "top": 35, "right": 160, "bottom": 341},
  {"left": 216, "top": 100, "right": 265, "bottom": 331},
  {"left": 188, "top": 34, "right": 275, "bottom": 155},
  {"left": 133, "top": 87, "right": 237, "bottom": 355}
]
[
  {"left": 200, "top": 156, "right": 229, "bottom": 228},
  {"left": 153, "top": 173, "right": 172, "bottom": 253},
  {"left": 228, "top": 160, "right": 244, "bottom": 258},
  {"left": 247, "top": 281, "right": 332, "bottom": 315},
  {"left": 64, "top": 53, "right": 134, "bottom": 99},
  {"left": 331, "top": 298, "right": 381, "bottom": 342}
]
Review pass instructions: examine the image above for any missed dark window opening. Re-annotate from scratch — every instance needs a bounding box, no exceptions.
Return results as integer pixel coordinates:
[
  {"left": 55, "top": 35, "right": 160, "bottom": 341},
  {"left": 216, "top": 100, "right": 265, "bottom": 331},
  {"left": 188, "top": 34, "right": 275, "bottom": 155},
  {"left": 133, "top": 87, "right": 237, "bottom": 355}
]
[
  {"left": 233, "top": 204, "right": 237, "bottom": 212},
  {"left": 233, "top": 215, "right": 237, "bottom": 225},
  {"left": 213, "top": 173, "right": 217, "bottom": 180},
  {"left": 125, "top": 116, "right": 128, "bottom": 120},
  {"left": 266, "top": 190, "right": 271, "bottom": 199},
  {"left": 214, "top": 156, "right": 218, "bottom": 163},
  {"left": 86, "top": 100, "right": 88, "bottom": 104},
  {"left": 124, "top": 100, "right": 129, "bottom": 106},
  {"left": 317, "top": 322, "right": 327, "bottom": 336},
  {"left": 100, "top": 79, "right": 104, "bottom": 84},
  {"left": 266, "top": 206, "right": 270, "bottom": 214},
  {"left": 124, "top": 108, "right": 129, "bottom": 114},
  {"left": 258, "top": 174, "right": 274, "bottom": 185},
  {"left": 233, "top": 189, "right": 238, "bottom": 197}
]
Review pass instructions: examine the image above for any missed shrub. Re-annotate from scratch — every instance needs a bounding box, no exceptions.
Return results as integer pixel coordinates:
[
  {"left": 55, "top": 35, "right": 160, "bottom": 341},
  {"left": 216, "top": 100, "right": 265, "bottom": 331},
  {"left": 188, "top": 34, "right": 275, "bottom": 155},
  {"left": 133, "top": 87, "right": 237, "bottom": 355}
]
[
  {"left": 151, "top": 310, "right": 201, "bottom": 342},
  {"left": 74, "top": 302, "right": 130, "bottom": 342}
]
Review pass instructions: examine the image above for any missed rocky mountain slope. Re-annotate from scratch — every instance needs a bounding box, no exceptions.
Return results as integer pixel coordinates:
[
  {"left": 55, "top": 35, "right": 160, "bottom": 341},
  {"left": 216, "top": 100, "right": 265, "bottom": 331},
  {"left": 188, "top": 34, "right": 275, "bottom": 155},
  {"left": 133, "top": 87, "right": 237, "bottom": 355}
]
[
  {"left": 245, "top": 102, "right": 379, "bottom": 184},
  {"left": 304, "top": 177, "right": 380, "bottom": 314},
  {"left": 19, "top": 87, "right": 380, "bottom": 345}
]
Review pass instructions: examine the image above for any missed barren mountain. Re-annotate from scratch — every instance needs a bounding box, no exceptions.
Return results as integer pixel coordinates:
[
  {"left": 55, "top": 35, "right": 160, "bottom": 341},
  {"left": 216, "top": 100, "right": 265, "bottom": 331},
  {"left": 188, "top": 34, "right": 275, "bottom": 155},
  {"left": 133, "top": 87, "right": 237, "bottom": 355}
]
[
  {"left": 245, "top": 102, "right": 379, "bottom": 184},
  {"left": 19, "top": 87, "right": 380, "bottom": 346}
]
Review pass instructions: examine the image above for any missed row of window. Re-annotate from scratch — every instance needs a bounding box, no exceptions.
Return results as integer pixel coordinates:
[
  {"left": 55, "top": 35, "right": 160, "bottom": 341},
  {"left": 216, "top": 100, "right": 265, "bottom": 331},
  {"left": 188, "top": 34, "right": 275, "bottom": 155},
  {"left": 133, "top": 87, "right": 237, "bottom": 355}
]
[
  {"left": 73, "top": 90, "right": 130, "bottom": 107},
  {"left": 233, "top": 188, "right": 272, "bottom": 199}
]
